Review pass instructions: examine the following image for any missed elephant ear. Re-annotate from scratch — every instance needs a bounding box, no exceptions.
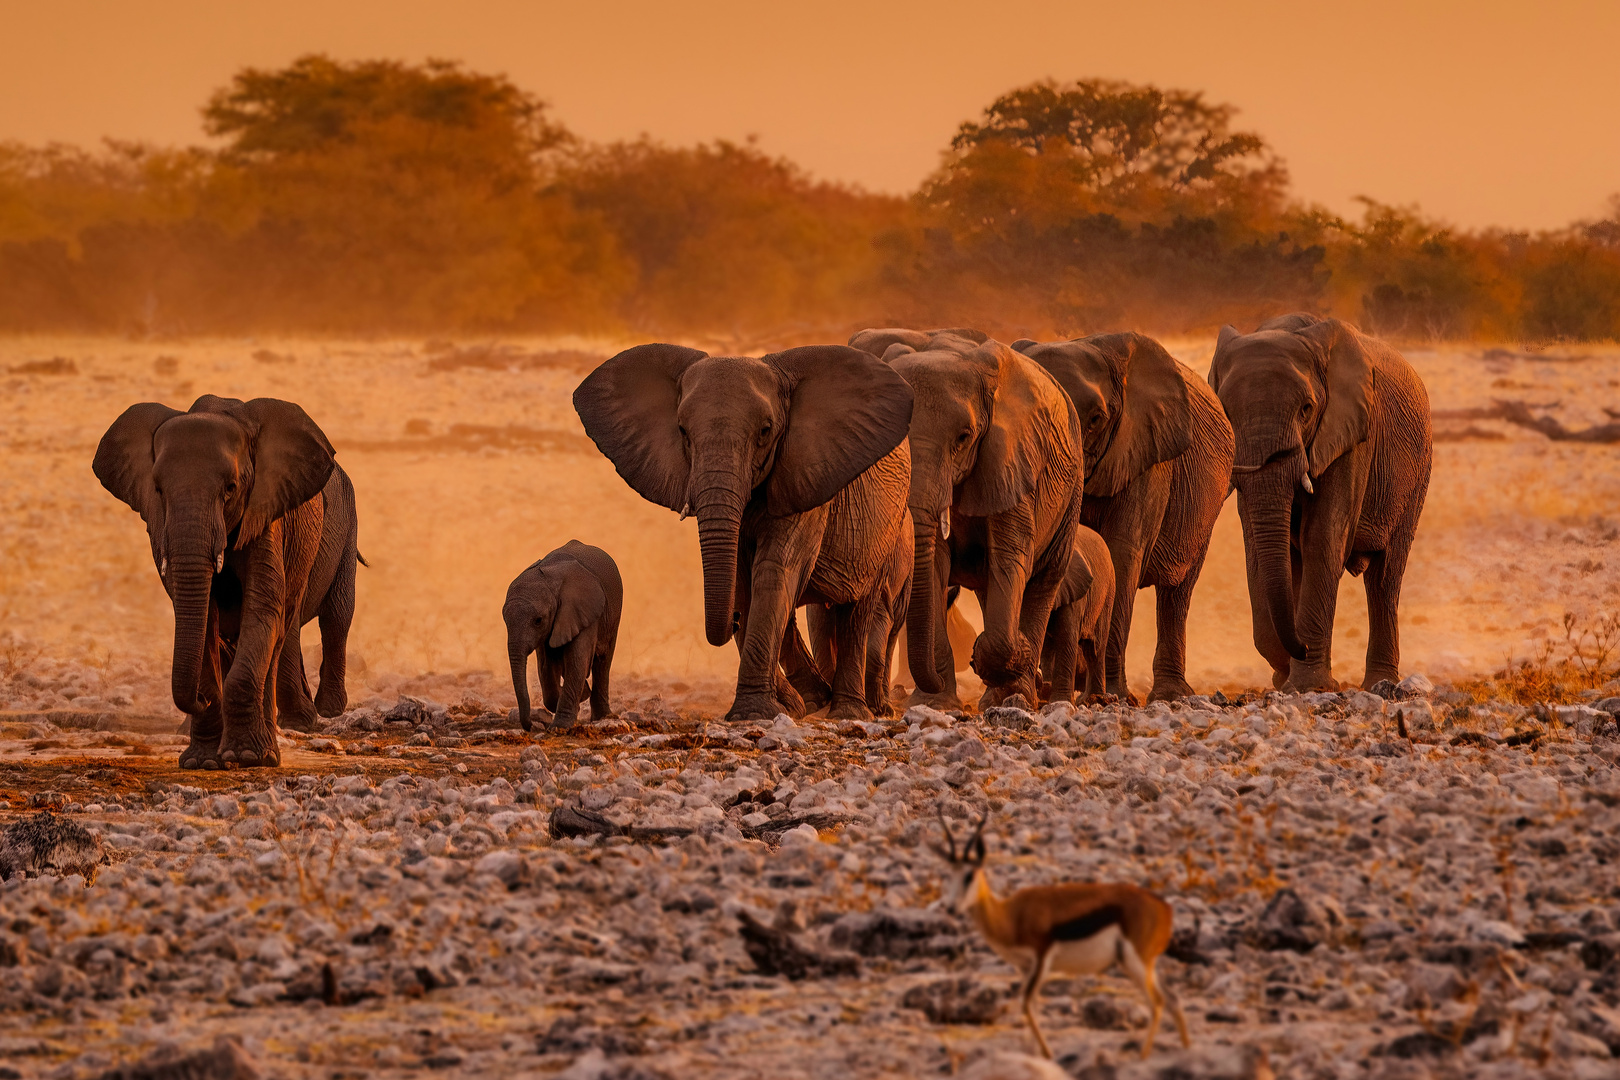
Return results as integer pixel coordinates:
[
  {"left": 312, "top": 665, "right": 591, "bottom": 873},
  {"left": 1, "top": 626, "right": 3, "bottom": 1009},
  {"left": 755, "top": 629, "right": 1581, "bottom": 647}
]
[
  {"left": 1066, "top": 545, "right": 1094, "bottom": 603},
  {"left": 234, "top": 398, "right": 336, "bottom": 546},
  {"left": 93, "top": 402, "right": 183, "bottom": 523},
  {"left": 548, "top": 558, "right": 607, "bottom": 648},
  {"left": 764, "top": 345, "right": 914, "bottom": 515},
  {"left": 1299, "top": 319, "right": 1376, "bottom": 478},
  {"left": 1083, "top": 333, "right": 1193, "bottom": 498},
  {"left": 573, "top": 343, "right": 707, "bottom": 511},
  {"left": 849, "top": 327, "right": 931, "bottom": 358},
  {"left": 1208, "top": 324, "right": 1243, "bottom": 390},
  {"left": 957, "top": 344, "right": 1073, "bottom": 517}
]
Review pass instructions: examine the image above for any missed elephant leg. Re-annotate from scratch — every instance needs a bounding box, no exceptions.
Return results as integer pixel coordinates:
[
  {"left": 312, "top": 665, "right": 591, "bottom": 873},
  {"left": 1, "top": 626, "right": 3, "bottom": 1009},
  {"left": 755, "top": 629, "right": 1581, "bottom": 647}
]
[
  {"left": 828, "top": 597, "right": 878, "bottom": 722},
  {"left": 180, "top": 600, "right": 228, "bottom": 770},
  {"left": 1148, "top": 555, "right": 1206, "bottom": 702},
  {"left": 1080, "top": 632, "right": 1106, "bottom": 700},
  {"left": 1014, "top": 532, "right": 1076, "bottom": 706},
  {"left": 1288, "top": 510, "right": 1348, "bottom": 693},
  {"left": 729, "top": 522, "right": 818, "bottom": 724},
  {"left": 865, "top": 606, "right": 894, "bottom": 717},
  {"left": 275, "top": 613, "right": 320, "bottom": 733},
  {"left": 313, "top": 550, "right": 357, "bottom": 718},
  {"left": 782, "top": 609, "right": 833, "bottom": 711},
  {"left": 538, "top": 651, "right": 560, "bottom": 713},
  {"left": 1045, "top": 602, "right": 1081, "bottom": 704},
  {"left": 1103, "top": 540, "right": 1148, "bottom": 703},
  {"left": 589, "top": 631, "right": 616, "bottom": 721},
  {"left": 220, "top": 537, "right": 288, "bottom": 768},
  {"left": 551, "top": 631, "right": 596, "bottom": 730},
  {"left": 1362, "top": 547, "right": 1406, "bottom": 688},
  {"left": 806, "top": 604, "right": 837, "bottom": 684}
]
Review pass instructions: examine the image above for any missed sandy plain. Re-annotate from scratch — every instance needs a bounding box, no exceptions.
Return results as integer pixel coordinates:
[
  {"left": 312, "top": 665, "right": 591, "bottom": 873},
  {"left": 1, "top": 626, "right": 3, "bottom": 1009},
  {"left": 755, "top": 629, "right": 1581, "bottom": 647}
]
[{"left": 2, "top": 335, "right": 1620, "bottom": 1080}]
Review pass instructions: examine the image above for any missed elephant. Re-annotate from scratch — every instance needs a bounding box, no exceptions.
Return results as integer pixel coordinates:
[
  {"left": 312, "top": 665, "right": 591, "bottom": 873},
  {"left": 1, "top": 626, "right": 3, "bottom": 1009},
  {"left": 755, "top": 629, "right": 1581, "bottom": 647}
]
[
  {"left": 1012, "top": 333, "right": 1233, "bottom": 702},
  {"left": 791, "top": 509, "right": 914, "bottom": 717},
  {"left": 574, "top": 344, "right": 914, "bottom": 722},
  {"left": 504, "top": 540, "right": 622, "bottom": 731},
  {"left": 1040, "top": 525, "right": 1115, "bottom": 703},
  {"left": 93, "top": 395, "right": 358, "bottom": 768},
  {"left": 1209, "top": 314, "right": 1432, "bottom": 691},
  {"left": 850, "top": 328, "right": 1083, "bottom": 709}
]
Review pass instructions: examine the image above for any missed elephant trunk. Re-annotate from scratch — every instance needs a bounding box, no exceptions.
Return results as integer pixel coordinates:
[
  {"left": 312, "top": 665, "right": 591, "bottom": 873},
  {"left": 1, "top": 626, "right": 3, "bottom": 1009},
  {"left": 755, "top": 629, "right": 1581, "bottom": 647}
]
[
  {"left": 692, "top": 466, "right": 747, "bottom": 647},
  {"left": 167, "top": 550, "right": 215, "bottom": 715},
  {"left": 906, "top": 510, "right": 943, "bottom": 693},
  {"left": 1241, "top": 461, "right": 1308, "bottom": 662},
  {"left": 509, "top": 641, "right": 534, "bottom": 732}
]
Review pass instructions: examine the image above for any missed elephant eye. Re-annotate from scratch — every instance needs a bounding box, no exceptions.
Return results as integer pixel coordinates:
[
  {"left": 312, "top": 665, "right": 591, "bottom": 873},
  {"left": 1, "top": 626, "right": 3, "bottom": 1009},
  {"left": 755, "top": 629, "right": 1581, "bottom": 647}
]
[
  {"left": 225, "top": 480, "right": 237, "bottom": 493},
  {"left": 955, "top": 430, "right": 972, "bottom": 447},
  {"left": 759, "top": 422, "right": 772, "bottom": 440}
]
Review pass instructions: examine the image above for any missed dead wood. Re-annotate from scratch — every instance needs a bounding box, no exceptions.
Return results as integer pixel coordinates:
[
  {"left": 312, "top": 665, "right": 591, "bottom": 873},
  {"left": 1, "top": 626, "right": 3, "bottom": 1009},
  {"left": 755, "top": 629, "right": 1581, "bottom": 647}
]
[
  {"left": 736, "top": 909, "right": 859, "bottom": 979},
  {"left": 1431, "top": 400, "right": 1620, "bottom": 443}
]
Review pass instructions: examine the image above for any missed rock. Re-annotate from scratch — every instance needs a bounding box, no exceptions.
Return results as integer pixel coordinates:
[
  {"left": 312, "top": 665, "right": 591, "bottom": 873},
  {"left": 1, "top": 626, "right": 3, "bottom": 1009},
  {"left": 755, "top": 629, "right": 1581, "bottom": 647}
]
[
  {"left": 1253, "top": 888, "right": 1341, "bottom": 952},
  {"left": 1596, "top": 697, "right": 1620, "bottom": 718},
  {"left": 474, "top": 850, "right": 527, "bottom": 888},
  {"left": 92, "top": 1036, "right": 263, "bottom": 1080},
  {"left": 735, "top": 909, "right": 858, "bottom": 979},
  {"left": 1079, "top": 995, "right": 1134, "bottom": 1030},
  {"left": 954, "top": 1054, "right": 1070, "bottom": 1080},
  {"left": 0, "top": 812, "right": 107, "bottom": 883},
  {"left": 1125, "top": 776, "right": 1162, "bottom": 802},
  {"left": 983, "top": 706, "right": 1033, "bottom": 730},
  {"left": 1397, "top": 673, "right": 1435, "bottom": 697},
  {"left": 900, "top": 977, "right": 1004, "bottom": 1025},
  {"left": 828, "top": 908, "right": 963, "bottom": 959},
  {"left": 1369, "top": 679, "right": 1401, "bottom": 701},
  {"left": 384, "top": 697, "right": 430, "bottom": 724}
]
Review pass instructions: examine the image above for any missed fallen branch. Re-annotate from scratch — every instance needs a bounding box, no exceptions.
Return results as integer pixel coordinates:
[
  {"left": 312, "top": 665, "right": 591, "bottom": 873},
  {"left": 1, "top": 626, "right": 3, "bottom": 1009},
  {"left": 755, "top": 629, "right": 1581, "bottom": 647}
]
[{"left": 1432, "top": 400, "right": 1620, "bottom": 443}]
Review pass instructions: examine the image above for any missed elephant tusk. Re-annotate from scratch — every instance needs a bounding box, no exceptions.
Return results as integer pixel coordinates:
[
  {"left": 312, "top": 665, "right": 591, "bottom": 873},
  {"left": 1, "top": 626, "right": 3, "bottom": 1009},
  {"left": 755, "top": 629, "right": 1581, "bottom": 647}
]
[
  {"left": 160, "top": 557, "right": 167, "bottom": 578},
  {"left": 1301, "top": 473, "right": 1314, "bottom": 495},
  {"left": 678, "top": 501, "right": 691, "bottom": 521},
  {"left": 1230, "top": 463, "right": 1265, "bottom": 473},
  {"left": 216, "top": 553, "right": 224, "bottom": 573},
  {"left": 939, "top": 507, "right": 951, "bottom": 541}
]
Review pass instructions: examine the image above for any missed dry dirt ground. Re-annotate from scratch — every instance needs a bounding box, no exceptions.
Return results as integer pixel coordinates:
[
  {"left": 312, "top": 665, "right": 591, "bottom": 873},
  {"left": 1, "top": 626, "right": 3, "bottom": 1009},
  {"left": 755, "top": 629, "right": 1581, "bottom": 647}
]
[{"left": 3, "top": 337, "right": 1620, "bottom": 1079}]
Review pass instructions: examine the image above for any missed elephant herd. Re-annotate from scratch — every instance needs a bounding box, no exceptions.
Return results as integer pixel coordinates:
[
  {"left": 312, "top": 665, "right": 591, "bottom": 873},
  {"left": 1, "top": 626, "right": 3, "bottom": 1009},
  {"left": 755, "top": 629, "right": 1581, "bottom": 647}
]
[{"left": 93, "top": 313, "right": 1432, "bottom": 768}]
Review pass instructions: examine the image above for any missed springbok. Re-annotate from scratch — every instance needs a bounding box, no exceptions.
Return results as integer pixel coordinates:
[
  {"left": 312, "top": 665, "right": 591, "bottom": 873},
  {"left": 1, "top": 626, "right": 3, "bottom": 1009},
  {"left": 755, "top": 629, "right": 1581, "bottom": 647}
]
[{"left": 934, "top": 811, "right": 1190, "bottom": 1059}]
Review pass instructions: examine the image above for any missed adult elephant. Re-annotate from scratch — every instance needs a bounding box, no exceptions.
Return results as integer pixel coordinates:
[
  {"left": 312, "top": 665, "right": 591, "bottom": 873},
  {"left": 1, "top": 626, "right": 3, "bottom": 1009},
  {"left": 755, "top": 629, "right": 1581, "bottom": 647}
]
[
  {"left": 574, "top": 344, "right": 913, "bottom": 722},
  {"left": 94, "top": 395, "right": 359, "bottom": 768},
  {"left": 1012, "top": 333, "right": 1234, "bottom": 702},
  {"left": 850, "top": 328, "right": 1083, "bottom": 709},
  {"left": 1209, "top": 314, "right": 1431, "bottom": 691}
]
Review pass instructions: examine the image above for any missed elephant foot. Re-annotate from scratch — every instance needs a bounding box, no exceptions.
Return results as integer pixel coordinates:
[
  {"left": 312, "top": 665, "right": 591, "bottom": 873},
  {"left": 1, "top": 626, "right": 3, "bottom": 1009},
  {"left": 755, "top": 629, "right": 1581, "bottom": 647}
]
[
  {"left": 1270, "top": 667, "right": 1291, "bottom": 690},
  {"left": 219, "top": 724, "right": 281, "bottom": 768},
  {"left": 906, "top": 688, "right": 962, "bottom": 712},
  {"left": 550, "top": 707, "right": 580, "bottom": 731},
  {"left": 1285, "top": 660, "right": 1338, "bottom": 693},
  {"left": 726, "top": 693, "right": 790, "bottom": 724},
  {"left": 1147, "top": 676, "right": 1196, "bottom": 703},
  {"left": 588, "top": 703, "right": 617, "bottom": 722},
  {"left": 314, "top": 684, "right": 348, "bottom": 718},
  {"left": 869, "top": 698, "right": 895, "bottom": 719},
  {"left": 1362, "top": 664, "right": 1400, "bottom": 690},
  {"left": 279, "top": 708, "right": 321, "bottom": 734},
  {"left": 827, "top": 698, "right": 873, "bottom": 723},
  {"left": 178, "top": 736, "right": 224, "bottom": 770}
]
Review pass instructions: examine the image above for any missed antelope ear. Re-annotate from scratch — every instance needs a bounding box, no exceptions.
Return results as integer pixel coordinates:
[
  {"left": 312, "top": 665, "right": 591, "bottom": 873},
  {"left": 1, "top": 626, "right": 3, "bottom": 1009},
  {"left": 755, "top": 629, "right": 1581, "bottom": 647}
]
[
  {"left": 1084, "top": 333, "right": 1193, "bottom": 498},
  {"left": 764, "top": 345, "right": 914, "bottom": 515},
  {"left": 1300, "top": 320, "right": 1376, "bottom": 477},
  {"left": 235, "top": 398, "right": 336, "bottom": 546},
  {"left": 573, "top": 344, "right": 707, "bottom": 511},
  {"left": 93, "top": 402, "right": 183, "bottom": 523},
  {"left": 849, "top": 327, "right": 931, "bottom": 358},
  {"left": 957, "top": 345, "right": 1073, "bottom": 517},
  {"left": 548, "top": 559, "right": 607, "bottom": 648}
]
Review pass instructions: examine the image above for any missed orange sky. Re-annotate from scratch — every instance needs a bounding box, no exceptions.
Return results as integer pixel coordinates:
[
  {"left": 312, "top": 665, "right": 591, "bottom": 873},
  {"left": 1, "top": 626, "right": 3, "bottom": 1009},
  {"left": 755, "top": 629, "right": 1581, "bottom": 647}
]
[{"left": 4, "top": 0, "right": 1617, "bottom": 231}]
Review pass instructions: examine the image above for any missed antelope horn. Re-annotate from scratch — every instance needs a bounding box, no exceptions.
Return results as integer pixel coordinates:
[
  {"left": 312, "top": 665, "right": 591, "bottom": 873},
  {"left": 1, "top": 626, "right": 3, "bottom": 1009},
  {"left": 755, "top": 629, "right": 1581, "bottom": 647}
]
[
  {"left": 936, "top": 808, "right": 958, "bottom": 861},
  {"left": 969, "top": 808, "right": 989, "bottom": 847}
]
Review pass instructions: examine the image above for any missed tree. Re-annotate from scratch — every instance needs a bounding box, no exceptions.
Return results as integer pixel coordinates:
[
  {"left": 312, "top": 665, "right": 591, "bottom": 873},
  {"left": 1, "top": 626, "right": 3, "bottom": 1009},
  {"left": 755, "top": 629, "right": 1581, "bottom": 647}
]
[{"left": 949, "top": 78, "right": 1275, "bottom": 192}]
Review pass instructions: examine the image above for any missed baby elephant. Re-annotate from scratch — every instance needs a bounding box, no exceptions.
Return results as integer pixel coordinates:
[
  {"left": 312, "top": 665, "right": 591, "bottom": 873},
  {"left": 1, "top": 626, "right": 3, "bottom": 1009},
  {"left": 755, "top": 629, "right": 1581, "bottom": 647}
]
[
  {"left": 504, "top": 541, "right": 622, "bottom": 731},
  {"left": 1041, "top": 526, "right": 1115, "bottom": 703}
]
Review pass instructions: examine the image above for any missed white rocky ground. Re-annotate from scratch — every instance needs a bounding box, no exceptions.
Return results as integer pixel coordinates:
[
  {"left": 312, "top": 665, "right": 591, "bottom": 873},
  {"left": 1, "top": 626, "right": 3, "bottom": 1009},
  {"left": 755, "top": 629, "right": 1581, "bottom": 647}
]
[{"left": 3, "top": 682, "right": 1620, "bottom": 1080}]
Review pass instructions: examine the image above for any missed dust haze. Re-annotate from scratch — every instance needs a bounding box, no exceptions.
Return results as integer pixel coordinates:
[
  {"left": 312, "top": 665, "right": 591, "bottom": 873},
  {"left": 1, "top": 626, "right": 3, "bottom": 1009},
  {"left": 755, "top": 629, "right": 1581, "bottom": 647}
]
[{"left": 5, "top": 335, "right": 1617, "bottom": 719}]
